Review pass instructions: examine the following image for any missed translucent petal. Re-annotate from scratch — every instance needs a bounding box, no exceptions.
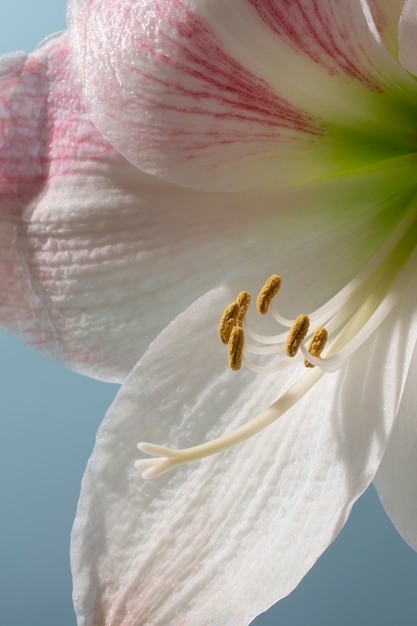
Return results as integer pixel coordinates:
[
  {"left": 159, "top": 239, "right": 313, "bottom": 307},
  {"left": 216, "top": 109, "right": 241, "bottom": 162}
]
[
  {"left": 71, "top": 269, "right": 417, "bottom": 625},
  {"left": 374, "top": 341, "right": 417, "bottom": 551},
  {"left": 0, "top": 34, "right": 165, "bottom": 381},
  {"left": 68, "top": 0, "right": 417, "bottom": 191},
  {"left": 398, "top": 0, "right": 417, "bottom": 75},
  {"left": 367, "top": 0, "right": 406, "bottom": 58}
]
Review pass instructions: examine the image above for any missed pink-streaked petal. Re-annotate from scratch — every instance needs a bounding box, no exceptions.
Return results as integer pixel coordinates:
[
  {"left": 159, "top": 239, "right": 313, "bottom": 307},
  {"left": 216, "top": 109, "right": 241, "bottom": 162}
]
[
  {"left": 71, "top": 266, "right": 417, "bottom": 625},
  {"left": 398, "top": 0, "right": 417, "bottom": 75},
  {"left": 0, "top": 43, "right": 67, "bottom": 367},
  {"left": 68, "top": 0, "right": 416, "bottom": 191},
  {"left": 0, "top": 34, "right": 141, "bottom": 381},
  {"left": 374, "top": 342, "right": 417, "bottom": 551},
  {"left": 68, "top": 0, "right": 320, "bottom": 191},
  {"left": 246, "top": 0, "right": 394, "bottom": 84}
]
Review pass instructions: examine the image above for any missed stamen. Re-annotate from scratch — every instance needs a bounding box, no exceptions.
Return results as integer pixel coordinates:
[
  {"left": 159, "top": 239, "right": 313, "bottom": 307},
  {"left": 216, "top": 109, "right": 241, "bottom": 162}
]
[
  {"left": 228, "top": 325, "right": 245, "bottom": 371},
  {"left": 218, "top": 301, "right": 240, "bottom": 344},
  {"left": 256, "top": 274, "right": 282, "bottom": 314},
  {"left": 304, "top": 326, "right": 328, "bottom": 368},
  {"left": 136, "top": 206, "right": 417, "bottom": 479},
  {"left": 242, "top": 319, "right": 289, "bottom": 345},
  {"left": 285, "top": 314, "right": 310, "bottom": 357},
  {"left": 269, "top": 301, "right": 296, "bottom": 328}
]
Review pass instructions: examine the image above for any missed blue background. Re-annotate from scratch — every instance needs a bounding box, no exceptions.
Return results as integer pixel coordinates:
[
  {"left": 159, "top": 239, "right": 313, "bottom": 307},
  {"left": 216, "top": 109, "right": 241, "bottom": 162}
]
[{"left": 1, "top": 3, "right": 417, "bottom": 625}]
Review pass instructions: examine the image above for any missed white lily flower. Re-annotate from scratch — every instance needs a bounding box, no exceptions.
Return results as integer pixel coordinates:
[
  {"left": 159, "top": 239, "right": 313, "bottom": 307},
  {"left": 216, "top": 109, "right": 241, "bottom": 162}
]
[{"left": 2, "top": 1, "right": 417, "bottom": 624}]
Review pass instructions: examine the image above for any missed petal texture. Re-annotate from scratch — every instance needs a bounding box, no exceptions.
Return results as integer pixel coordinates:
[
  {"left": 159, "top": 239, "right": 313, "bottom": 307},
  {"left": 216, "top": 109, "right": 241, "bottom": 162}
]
[
  {"left": 0, "top": 34, "right": 153, "bottom": 381},
  {"left": 374, "top": 342, "right": 417, "bottom": 550},
  {"left": 68, "top": 0, "right": 417, "bottom": 191},
  {"left": 71, "top": 247, "right": 417, "bottom": 624},
  {"left": 0, "top": 48, "right": 61, "bottom": 359}
]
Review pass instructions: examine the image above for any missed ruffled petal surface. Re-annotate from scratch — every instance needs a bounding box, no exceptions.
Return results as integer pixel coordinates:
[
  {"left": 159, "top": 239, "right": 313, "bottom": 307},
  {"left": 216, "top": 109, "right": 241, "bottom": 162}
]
[
  {"left": 374, "top": 343, "right": 417, "bottom": 550},
  {"left": 71, "top": 256, "right": 417, "bottom": 625},
  {"left": 1, "top": 33, "right": 153, "bottom": 381},
  {"left": 67, "top": 0, "right": 417, "bottom": 191}
]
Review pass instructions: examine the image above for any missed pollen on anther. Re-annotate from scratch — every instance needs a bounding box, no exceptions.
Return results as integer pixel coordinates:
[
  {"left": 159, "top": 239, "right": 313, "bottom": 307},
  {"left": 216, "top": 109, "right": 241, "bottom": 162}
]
[
  {"left": 256, "top": 274, "right": 282, "bottom": 314},
  {"left": 228, "top": 325, "right": 245, "bottom": 371},
  {"left": 236, "top": 291, "right": 251, "bottom": 324},
  {"left": 218, "top": 301, "right": 240, "bottom": 344},
  {"left": 286, "top": 314, "right": 310, "bottom": 357},
  {"left": 304, "top": 326, "right": 328, "bottom": 368}
]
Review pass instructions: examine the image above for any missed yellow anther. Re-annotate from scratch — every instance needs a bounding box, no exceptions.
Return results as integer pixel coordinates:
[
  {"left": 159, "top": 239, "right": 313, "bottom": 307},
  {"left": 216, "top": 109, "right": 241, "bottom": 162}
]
[
  {"left": 218, "top": 291, "right": 251, "bottom": 346},
  {"left": 304, "top": 326, "right": 329, "bottom": 368},
  {"left": 235, "top": 291, "right": 251, "bottom": 325},
  {"left": 228, "top": 325, "right": 245, "bottom": 371},
  {"left": 286, "top": 314, "right": 310, "bottom": 357},
  {"left": 218, "top": 301, "right": 240, "bottom": 344},
  {"left": 256, "top": 274, "right": 282, "bottom": 314}
]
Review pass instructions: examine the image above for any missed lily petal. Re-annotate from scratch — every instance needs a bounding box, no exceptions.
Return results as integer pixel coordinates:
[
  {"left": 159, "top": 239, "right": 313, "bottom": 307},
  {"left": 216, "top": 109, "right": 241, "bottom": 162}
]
[
  {"left": 398, "top": 0, "right": 417, "bottom": 75},
  {"left": 1, "top": 34, "right": 167, "bottom": 381},
  {"left": 367, "top": 0, "right": 406, "bottom": 59},
  {"left": 71, "top": 264, "right": 417, "bottom": 625},
  {"left": 68, "top": 0, "right": 417, "bottom": 191},
  {"left": 374, "top": 342, "right": 417, "bottom": 551}
]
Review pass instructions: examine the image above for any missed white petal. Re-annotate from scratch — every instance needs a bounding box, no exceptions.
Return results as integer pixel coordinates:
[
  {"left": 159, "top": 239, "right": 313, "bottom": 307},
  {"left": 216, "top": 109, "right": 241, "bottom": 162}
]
[
  {"left": 71, "top": 263, "right": 417, "bottom": 624},
  {"left": 374, "top": 341, "right": 417, "bottom": 550},
  {"left": 399, "top": 0, "right": 417, "bottom": 75},
  {"left": 367, "top": 0, "right": 406, "bottom": 58},
  {"left": 68, "top": 0, "right": 416, "bottom": 191}
]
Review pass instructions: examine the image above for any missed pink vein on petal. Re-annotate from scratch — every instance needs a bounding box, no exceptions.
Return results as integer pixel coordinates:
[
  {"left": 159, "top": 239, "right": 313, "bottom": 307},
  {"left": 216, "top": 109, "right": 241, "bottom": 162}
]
[
  {"left": 139, "top": 0, "right": 320, "bottom": 139},
  {"left": 248, "top": 0, "right": 383, "bottom": 89}
]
